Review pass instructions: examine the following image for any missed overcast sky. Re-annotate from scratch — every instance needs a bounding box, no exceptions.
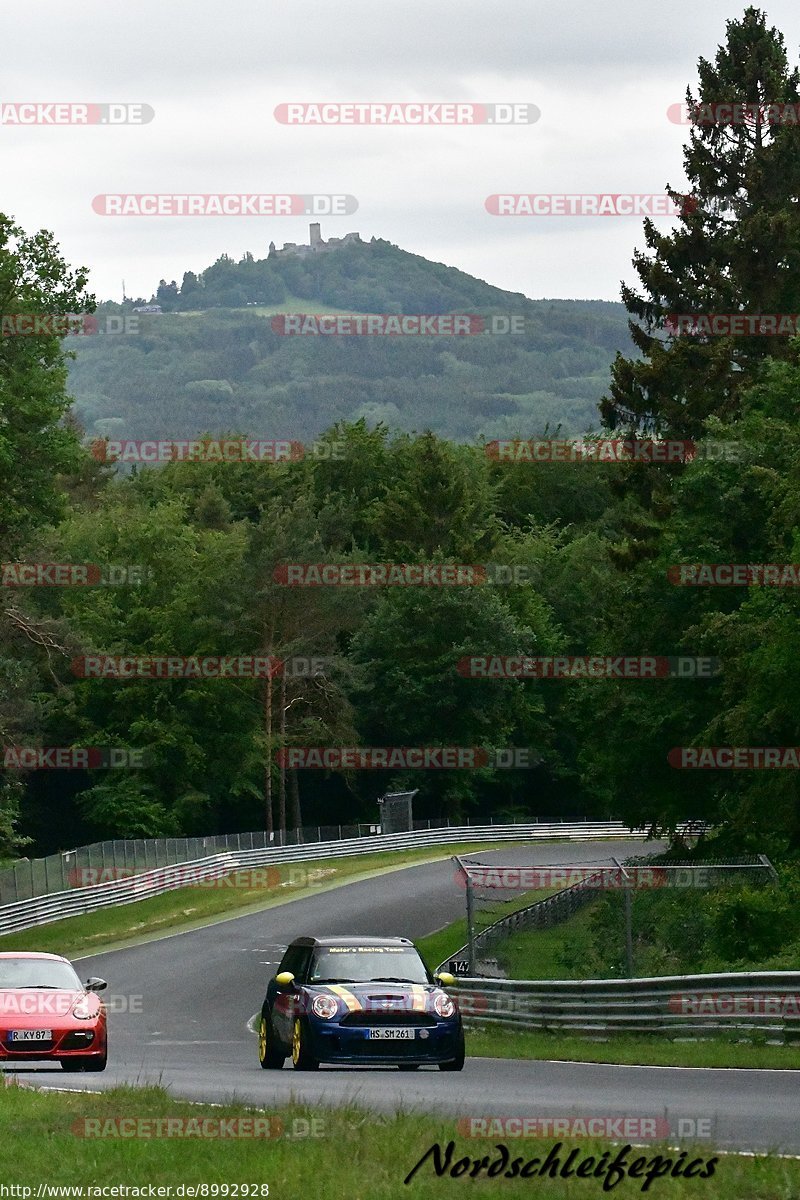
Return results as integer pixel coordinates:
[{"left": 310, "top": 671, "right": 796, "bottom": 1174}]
[{"left": 4, "top": 1, "right": 800, "bottom": 303}]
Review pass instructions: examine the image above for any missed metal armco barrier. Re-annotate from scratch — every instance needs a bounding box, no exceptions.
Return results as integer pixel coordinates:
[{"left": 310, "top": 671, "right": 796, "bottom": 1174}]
[
  {"left": 0, "top": 821, "right": 656, "bottom": 937},
  {"left": 0, "top": 817, "right": 650, "bottom": 905},
  {"left": 451, "top": 972, "right": 800, "bottom": 1037}
]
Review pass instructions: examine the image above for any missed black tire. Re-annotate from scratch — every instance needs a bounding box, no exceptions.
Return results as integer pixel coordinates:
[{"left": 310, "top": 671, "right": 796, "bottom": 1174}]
[
  {"left": 291, "top": 1017, "right": 320, "bottom": 1071},
  {"left": 61, "top": 1049, "right": 107, "bottom": 1073},
  {"left": 82, "top": 1050, "right": 108, "bottom": 1073},
  {"left": 397, "top": 1064, "right": 420, "bottom": 1071},
  {"left": 438, "top": 1034, "right": 465, "bottom": 1072},
  {"left": 258, "top": 1014, "right": 285, "bottom": 1070}
]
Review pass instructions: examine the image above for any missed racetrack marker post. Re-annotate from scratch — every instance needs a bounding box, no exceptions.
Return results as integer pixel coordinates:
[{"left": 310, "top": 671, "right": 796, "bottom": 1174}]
[
  {"left": 613, "top": 857, "right": 635, "bottom": 976},
  {"left": 465, "top": 868, "right": 476, "bottom": 975}
]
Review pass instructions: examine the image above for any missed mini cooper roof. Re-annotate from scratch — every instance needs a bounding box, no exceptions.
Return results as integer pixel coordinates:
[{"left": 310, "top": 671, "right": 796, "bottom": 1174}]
[{"left": 287, "top": 936, "right": 415, "bottom": 948}]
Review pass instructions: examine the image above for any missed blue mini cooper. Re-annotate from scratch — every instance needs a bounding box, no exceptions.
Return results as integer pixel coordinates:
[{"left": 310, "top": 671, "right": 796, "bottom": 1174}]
[{"left": 258, "top": 935, "right": 465, "bottom": 1071}]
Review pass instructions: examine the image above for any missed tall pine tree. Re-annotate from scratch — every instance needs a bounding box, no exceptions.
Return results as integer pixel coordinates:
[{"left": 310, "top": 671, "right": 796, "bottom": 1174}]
[{"left": 602, "top": 7, "right": 800, "bottom": 439}]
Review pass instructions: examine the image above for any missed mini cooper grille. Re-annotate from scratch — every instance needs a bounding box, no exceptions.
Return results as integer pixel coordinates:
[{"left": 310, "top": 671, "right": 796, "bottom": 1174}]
[
  {"left": 339, "top": 1012, "right": 436, "bottom": 1027},
  {"left": 349, "top": 1039, "right": 426, "bottom": 1056}
]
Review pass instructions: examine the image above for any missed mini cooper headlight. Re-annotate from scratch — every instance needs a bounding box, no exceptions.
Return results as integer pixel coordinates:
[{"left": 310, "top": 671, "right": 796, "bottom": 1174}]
[
  {"left": 312, "top": 994, "right": 339, "bottom": 1020},
  {"left": 72, "top": 995, "right": 97, "bottom": 1020},
  {"left": 433, "top": 993, "right": 456, "bottom": 1018}
]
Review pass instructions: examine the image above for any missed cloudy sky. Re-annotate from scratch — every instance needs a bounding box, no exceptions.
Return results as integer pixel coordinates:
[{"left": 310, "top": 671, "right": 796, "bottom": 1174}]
[{"left": 4, "top": 1, "right": 800, "bottom": 303}]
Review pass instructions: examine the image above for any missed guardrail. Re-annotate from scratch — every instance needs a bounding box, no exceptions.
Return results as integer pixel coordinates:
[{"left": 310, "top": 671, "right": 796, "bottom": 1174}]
[
  {"left": 0, "top": 821, "right": 657, "bottom": 937},
  {"left": 450, "top": 972, "right": 800, "bottom": 1037},
  {"left": 0, "top": 819, "right": 438, "bottom": 904},
  {"left": 0, "top": 816, "right": 643, "bottom": 905}
]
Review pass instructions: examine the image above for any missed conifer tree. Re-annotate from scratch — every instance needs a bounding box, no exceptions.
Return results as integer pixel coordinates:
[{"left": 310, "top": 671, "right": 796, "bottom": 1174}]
[{"left": 602, "top": 7, "right": 800, "bottom": 438}]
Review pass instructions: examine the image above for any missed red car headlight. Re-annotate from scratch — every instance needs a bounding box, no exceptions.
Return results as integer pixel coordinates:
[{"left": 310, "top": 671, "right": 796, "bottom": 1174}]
[
  {"left": 433, "top": 992, "right": 456, "bottom": 1018},
  {"left": 311, "top": 994, "right": 338, "bottom": 1020},
  {"left": 71, "top": 995, "right": 98, "bottom": 1020}
]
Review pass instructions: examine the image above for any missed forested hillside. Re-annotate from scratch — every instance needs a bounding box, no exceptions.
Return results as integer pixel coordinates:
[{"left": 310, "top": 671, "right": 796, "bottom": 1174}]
[{"left": 67, "top": 238, "right": 634, "bottom": 444}]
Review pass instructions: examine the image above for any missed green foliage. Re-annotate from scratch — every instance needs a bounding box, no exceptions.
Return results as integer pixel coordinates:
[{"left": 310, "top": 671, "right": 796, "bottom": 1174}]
[
  {"left": 706, "top": 886, "right": 789, "bottom": 960},
  {"left": 603, "top": 6, "right": 800, "bottom": 438},
  {"left": 0, "top": 213, "right": 95, "bottom": 553},
  {"left": 575, "top": 877, "right": 800, "bottom": 976},
  {"left": 66, "top": 246, "right": 634, "bottom": 446},
  {"left": 0, "top": 777, "right": 30, "bottom": 856},
  {"left": 77, "top": 776, "right": 177, "bottom": 839}
]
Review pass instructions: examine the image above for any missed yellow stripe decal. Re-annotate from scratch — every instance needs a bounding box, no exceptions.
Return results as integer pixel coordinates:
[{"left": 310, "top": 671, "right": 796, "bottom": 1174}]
[
  {"left": 410, "top": 985, "right": 427, "bottom": 1013},
  {"left": 326, "top": 985, "right": 361, "bottom": 1012}
]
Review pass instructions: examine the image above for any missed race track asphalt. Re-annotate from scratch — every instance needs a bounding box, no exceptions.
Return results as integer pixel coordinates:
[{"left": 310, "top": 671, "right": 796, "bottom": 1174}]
[{"left": 7, "top": 839, "right": 800, "bottom": 1155}]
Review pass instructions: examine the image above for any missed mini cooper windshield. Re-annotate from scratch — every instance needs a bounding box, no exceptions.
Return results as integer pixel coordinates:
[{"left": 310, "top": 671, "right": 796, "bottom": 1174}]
[{"left": 308, "top": 946, "right": 431, "bottom": 985}]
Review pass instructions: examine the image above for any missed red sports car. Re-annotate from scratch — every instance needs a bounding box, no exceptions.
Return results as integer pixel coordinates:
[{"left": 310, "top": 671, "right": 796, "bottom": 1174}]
[{"left": 0, "top": 952, "right": 107, "bottom": 1072}]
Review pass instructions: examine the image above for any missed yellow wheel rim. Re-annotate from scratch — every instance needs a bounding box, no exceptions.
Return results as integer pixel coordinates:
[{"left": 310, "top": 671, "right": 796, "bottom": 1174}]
[
  {"left": 258, "top": 1018, "right": 267, "bottom": 1062},
  {"left": 292, "top": 1019, "right": 301, "bottom": 1065}
]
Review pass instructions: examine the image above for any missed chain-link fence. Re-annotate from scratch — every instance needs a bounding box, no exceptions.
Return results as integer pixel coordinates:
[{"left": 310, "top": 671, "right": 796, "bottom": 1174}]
[
  {"left": 0, "top": 814, "right": 559, "bottom": 905},
  {"left": 447, "top": 853, "right": 776, "bottom": 976}
]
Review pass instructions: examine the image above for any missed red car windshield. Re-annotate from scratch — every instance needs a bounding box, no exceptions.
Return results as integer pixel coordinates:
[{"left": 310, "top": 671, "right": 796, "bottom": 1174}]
[
  {"left": 309, "top": 947, "right": 430, "bottom": 985},
  {"left": 0, "top": 958, "right": 82, "bottom": 990}
]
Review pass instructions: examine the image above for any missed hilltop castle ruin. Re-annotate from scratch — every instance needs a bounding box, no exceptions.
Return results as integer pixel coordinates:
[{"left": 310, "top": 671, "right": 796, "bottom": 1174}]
[{"left": 268, "top": 223, "right": 362, "bottom": 259}]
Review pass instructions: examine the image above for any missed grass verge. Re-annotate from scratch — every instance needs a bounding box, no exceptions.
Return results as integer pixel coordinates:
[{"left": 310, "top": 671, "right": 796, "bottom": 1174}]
[
  {"left": 464, "top": 1024, "right": 800, "bottom": 1069},
  {"left": 0, "top": 842, "right": 521, "bottom": 959},
  {"left": 1, "top": 1083, "right": 797, "bottom": 1197},
  {"left": 417, "top": 901, "right": 598, "bottom": 980},
  {"left": 417, "top": 886, "right": 561, "bottom": 977}
]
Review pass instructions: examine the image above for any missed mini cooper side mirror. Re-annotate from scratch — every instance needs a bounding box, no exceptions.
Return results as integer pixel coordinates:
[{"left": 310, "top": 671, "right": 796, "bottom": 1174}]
[
  {"left": 86, "top": 977, "right": 107, "bottom": 992},
  {"left": 275, "top": 971, "right": 295, "bottom": 989},
  {"left": 435, "top": 972, "right": 455, "bottom": 987}
]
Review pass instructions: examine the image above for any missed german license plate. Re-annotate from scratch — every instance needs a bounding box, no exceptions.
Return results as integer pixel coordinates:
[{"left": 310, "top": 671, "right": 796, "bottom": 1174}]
[
  {"left": 368, "top": 1028, "right": 414, "bottom": 1040},
  {"left": 8, "top": 1030, "right": 52, "bottom": 1042}
]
